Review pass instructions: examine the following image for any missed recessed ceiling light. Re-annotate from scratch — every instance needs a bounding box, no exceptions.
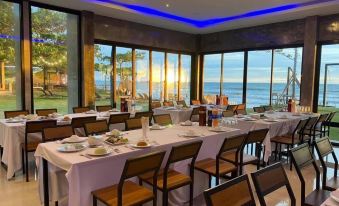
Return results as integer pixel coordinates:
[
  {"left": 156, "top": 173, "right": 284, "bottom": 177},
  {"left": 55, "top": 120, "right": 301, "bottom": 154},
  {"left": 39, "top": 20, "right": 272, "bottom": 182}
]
[{"left": 166, "top": 4, "right": 170, "bottom": 8}]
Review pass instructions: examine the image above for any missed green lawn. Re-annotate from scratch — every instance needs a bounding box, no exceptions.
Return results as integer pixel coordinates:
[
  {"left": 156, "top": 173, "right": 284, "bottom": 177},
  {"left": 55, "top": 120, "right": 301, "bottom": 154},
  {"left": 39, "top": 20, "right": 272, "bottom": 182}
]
[{"left": 318, "top": 106, "right": 339, "bottom": 141}]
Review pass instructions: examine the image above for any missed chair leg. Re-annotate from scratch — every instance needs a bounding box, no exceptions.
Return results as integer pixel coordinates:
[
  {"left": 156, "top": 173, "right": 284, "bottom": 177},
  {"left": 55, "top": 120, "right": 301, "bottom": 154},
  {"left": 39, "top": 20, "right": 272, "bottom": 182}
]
[
  {"left": 25, "top": 151, "right": 29, "bottom": 182},
  {"left": 93, "top": 196, "right": 97, "bottom": 206},
  {"left": 163, "top": 190, "right": 168, "bottom": 206},
  {"left": 208, "top": 175, "right": 212, "bottom": 188},
  {"left": 55, "top": 201, "right": 58, "bottom": 206},
  {"left": 22, "top": 148, "right": 25, "bottom": 174},
  {"left": 274, "top": 143, "right": 278, "bottom": 161},
  {"left": 189, "top": 183, "right": 193, "bottom": 206}
]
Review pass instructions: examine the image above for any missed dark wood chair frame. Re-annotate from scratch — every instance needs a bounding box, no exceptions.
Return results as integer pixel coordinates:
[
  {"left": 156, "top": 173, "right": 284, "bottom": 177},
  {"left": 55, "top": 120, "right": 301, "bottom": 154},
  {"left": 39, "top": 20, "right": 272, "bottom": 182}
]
[
  {"left": 153, "top": 114, "right": 173, "bottom": 126},
  {"left": 96, "top": 105, "right": 113, "bottom": 112},
  {"left": 4, "top": 110, "right": 29, "bottom": 118},
  {"left": 134, "top": 111, "right": 154, "bottom": 125},
  {"left": 84, "top": 120, "right": 109, "bottom": 136},
  {"left": 72, "top": 106, "right": 90, "bottom": 113},
  {"left": 251, "top": 162, "right": 296, "bottom": 206},
  {"left": 42, "top": 125, "right": 74, "bottom": 142},
  {"left": 36, "top": 108, "right": 57, "bottom": 116},
  {"left": 203, "top": 174, "right": 256, "bottom": 206},
  {"left": 322, "top": 112, "right": 336, "bottom": 136},
  {"left": 253, "top": 107, "right": 265, "bottom": 113}
]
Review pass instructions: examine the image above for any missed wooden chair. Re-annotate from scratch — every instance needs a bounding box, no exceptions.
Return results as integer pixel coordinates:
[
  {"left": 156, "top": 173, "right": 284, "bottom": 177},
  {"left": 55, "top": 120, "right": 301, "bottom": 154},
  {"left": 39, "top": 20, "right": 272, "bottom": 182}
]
[
  {"left": 163, "top": 101, "right": 174, "bottom": 107},
  {"left": 226, "top": 105, "right": 237, "bottom": 113},
  {"left": 323, "top": 112, "right": 336, "bottom": 136},
  {"left": 235, "top": 104, "right": 246, "bottom": 115},
  {"left": 176, "top": 100, "right": 187, "bottom": 107},
  {"left": 204, "top": 174, "right": 256, "bottom": 206},
  {"left": 263, "top": 105, "right": 273, "bottom": 111},
  {"left": 139, "top": 140, "right": 203, "bottom": 206},
  {"left": 23, "top": 120, "right": 57, "bottom": 182},
  {"left": 151, "top": 101, "right": 162, "bottom": 109},
  {"left": 314, "top": 137, "right": 339, "bottom": 191},
  {"left": 4, "top": 110, "right": 29, "bottom": 118},
  {"left": 108, "top": 113, "right": 130, "bottom": 130},
  {"left": 92, "top": 151, "right": 166, "bottom": 206},
  {"left": 96, "top": 105, "right": 112, "bottom": 112},
  {"left": 135, "top": 111, "right": 153, "bottom": 125},
  {"left": 195, "top": 134, "right": 247, "bottom": 186},
  {"left": 73, "top": 106, "right": 91, "bottom": 113},
  {"left": 221, "top": 129, "right": 269, "bottom": 175},
  {"left": 36, "top": 108, "right": 57, "bottom": 116},
  {"left": 251, "top": 162, "right": 296, "bottom": 206},
  {"left": 191, "top": 100, "right": 201, "bottom": 105},
  {"left": 84, "top": 120, "right": 109, "bottom": 136},
  {"left": 71, "top": 116, "right": 97, "bottom": 134},
  {"left": 42, "top": 125, "right": 74, "bottom": 142},
  {"left": 253, "top": 107, "right": 265, "bottom": 113},
  {"left": 290, "top": 143, "right": 330, "bottom": 206},
  {"left": 303, "top": 115, "right": 327, "bottom": 143},
  {"left": 190, "top": 107, "right": 199, "bottom": 122},
  {"left": 125, "top": 118, "right": 142, "bottom": 130},
  {"left": 153, "top": 114, "right": 172, "bottom": 126},
  {"left": 222, "top": 110, "right": 234, "bottom": 117},
  {"left": 271, "top": 118, "right": 309, "bottom": 170}
]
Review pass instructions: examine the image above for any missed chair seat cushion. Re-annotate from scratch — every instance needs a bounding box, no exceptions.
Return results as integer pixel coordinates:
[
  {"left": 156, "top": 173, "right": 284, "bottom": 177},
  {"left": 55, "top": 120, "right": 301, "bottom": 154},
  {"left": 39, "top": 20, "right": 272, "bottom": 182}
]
[
  {"left": 305, "top": 189, "right": 330, "bottom": 206},
  {"left": 92, "top": 181, "right": 154, "bottom": 206},
  {"left": 194, "top": 158, "right": 237, "bottom": 176},
  {"left": 139, "top": 169, "right": 191, "bottom": 190},
  {"left": 220, "top": 152, "right": 258, "bottom": 164},
  {"left": 271, "top": 135, "right": 300, "bottom": 145}
]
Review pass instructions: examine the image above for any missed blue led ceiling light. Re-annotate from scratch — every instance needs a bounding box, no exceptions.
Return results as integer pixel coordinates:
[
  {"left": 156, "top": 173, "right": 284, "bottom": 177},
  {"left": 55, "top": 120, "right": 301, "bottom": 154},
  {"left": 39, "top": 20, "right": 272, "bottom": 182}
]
[{"left": 87, "top": 0, "right": 337, "bottom": 28}]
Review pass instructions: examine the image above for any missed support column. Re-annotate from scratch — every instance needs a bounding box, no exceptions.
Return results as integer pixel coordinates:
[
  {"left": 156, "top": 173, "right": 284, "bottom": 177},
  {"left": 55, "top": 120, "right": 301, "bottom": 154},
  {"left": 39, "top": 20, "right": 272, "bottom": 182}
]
[
  {"left": 22, "top": 1, "right": 32, "bottom": 112},
  {"left": 300, "top": 16, "right": 318, "bottom": 109},
  {"left": 190, "top": 54, "right": 199, "bottom": 101},
  {"left": 14, "top": 2, "right": 22, "bottom": 109},
  {"left": 81, "top": 11, "right": 95, "bottom": 108}
]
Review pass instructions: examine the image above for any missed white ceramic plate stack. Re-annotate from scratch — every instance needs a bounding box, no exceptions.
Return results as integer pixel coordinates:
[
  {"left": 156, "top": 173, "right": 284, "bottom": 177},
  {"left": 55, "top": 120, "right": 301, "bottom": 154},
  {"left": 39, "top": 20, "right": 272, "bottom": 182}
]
[{"left": 57, "top": 144, "right": 87, "bottom": 153}]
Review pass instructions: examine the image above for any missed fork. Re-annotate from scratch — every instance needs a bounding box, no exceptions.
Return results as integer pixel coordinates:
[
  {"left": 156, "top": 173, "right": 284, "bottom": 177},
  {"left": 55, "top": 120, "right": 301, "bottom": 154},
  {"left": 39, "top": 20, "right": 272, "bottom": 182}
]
[{"left": 80, "top": 153, "right": 92, "bottom": 159}]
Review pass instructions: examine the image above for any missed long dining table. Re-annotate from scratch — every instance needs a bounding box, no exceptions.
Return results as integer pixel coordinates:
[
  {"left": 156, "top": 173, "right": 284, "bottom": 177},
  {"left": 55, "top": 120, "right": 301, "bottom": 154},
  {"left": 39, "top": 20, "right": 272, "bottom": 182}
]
[
  {"left": 35, "top": 124, "right": 242, "bottom": 206},
  {"left": 0, "top": 111, "right": 127, "bottom": 179}
]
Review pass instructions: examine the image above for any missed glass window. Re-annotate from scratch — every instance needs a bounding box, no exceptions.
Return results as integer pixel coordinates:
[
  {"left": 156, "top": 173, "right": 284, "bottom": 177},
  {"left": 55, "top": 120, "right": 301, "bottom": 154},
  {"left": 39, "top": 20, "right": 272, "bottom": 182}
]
[
  {"left": 203, "top": 54, "right": 221, "bottom": 104},
  {"left": 115, "top": 47, "right": 132, "bottom": 110},
  {"left": 152, "top": 51, "right": 165, "bottom": 101},
  {"left": 0, "top": 1, "right": 22, "bottom": 118},
  {"left": 135, "top": 49, "right": 149, "bottom": 111},
  {"left": 180, "top": 55, "right": 191, "bottom": 105},
  {"left": 317, "top": 44, "right": 339, "bottom": 140},
  {"left": 31, "top": 6, "right": 79, "bottom": 114},
  {"left": 223, "top": 52, "right": 244, "bottom": 104},
  {"left": 94, "top": 44, "right": 113, "bottom": 106},
  {"left": 167, "top": 53, "right": 179, "bottom": 101},
  {"left": 272, "top": 48, "right": 302, "bottom": 107},
  {"left": 247, "top": 50, "right": 272, "bottom": 109}
]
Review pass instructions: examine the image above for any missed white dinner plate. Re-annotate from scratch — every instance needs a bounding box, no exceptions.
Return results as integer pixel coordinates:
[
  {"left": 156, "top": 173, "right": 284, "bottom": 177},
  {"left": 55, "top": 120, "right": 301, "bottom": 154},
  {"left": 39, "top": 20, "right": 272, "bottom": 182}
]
[
  {"left": 150, "top": 126, "right": 166, "bottom": 130},
  {"left": 86, "top": 148, "right": 112, "bottom": 156},
  {"left": 130, "top": 143, "right": 152, "bottom": 148},
  {"left": 62, "top": 137, "right": 87, "bottom": 143},
  {"left": 57, "top": 144, "right": 87, "bottom": 153}
]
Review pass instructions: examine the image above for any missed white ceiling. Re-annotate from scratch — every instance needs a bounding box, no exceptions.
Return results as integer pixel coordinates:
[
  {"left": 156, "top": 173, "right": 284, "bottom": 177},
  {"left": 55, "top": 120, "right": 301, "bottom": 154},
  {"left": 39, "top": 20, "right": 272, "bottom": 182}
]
[{"left": 33, "top": 0, "right": 339, "bottom": 34}]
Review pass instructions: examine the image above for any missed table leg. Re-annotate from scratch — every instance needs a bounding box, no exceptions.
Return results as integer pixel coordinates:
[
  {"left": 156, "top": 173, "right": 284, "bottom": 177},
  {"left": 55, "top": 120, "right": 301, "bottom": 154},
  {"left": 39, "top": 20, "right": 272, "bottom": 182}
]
[{"left": 43, "top": 158, "right": 49, "bottom": 206}]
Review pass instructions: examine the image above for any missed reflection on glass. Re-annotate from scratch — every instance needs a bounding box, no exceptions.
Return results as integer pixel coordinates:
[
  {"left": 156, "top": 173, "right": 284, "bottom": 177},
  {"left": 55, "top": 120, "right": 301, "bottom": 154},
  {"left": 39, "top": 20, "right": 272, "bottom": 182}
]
[
  {"left": 180, "top": 55, "right": 191, "bottom": 104},
  {"left": 135, "top": 49, "right": 149, "bottom": 111},
  {"left": 116, "top": 47, "right": 132, "bottom": 110},
  {"left": 223, "top": 52, "right": 244, "bottom": 104},
  {"left": 203, "top": 54, "right": 221, "bottom": 104},
  {"left": 152, "top": 51, "right": 165, "bottom": 101},
  {"left": 31, "top": 6, "right": 79, "bottom": 114},
  {"left": 272, "top": 48, "right": 302, "bottom": 106},
  {"left": 0, "top": 1, "right": 21, "bottom": 118},
  {"left": 247, "top": 50, "right": 272, "bottom": 108},
  {"left": 94, "top": 44, "right": 113, "bottom": 106},
  {"left": 167, "top": 53, "right": 179, "bottom": 101}
]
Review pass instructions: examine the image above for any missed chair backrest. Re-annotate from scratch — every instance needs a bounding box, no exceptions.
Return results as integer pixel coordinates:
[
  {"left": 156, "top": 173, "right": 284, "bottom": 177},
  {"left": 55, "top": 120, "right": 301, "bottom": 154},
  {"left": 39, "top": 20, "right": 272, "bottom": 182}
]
[
  {"left": 167, "top": 140, "right": 203, "bottom": 164},
  {"left": 290, "top": 143, "right": 321, "bottom": 205},
  {"left": 227, "top": 105, "right": 237, "bottom": 112},
  {"left": 263, "top": 105, "right": 273, "bottom": 111},
  {"left": 96, "top": 105, "right": 112, "bottom": 112},
  {"left": 219, "top": 134, "right": 247, "bottom": 157},
  {"left": 191, "top": 107, "right": 200, "bottom": 116},
  {"left": 327, "top": 112, "right": 336, "bottom": 122},
  {"left": 204, "top": 174, "right": 255, "bottom": 206},
  {"left": 36, "top": 109, "right": 57, "bottom": 116},
  {"left": 125, "top": 118, "right": 142, "bottom": 130},
  {"left": 253, "top": 107, "right": 265, "bottom": 113},
  {"left": 163, "top": 101, "right": 174, "bottom": 107},
  {"left": 71, "top": 116, "right": 96, "bottom": 129},
  {"left": 222, "top": 110, "right": 234, "bottom": 117},
  {"left": 153, "top": 114, "right": 172, "bottom": 126},
  {"left": 304, "top": 116, "right": 319, "bottom": 130},
  {"left": 84, "top": 120, "right": 109, "bottom": 136},
  {"left": 151, "top": 101, "right": 162, "bottom": 109},
  {"left": 4, "top": 110, "right": 29, "bottom": 118},
  {"left": 176, "top": 100, "right": 187, "bottom": 107},
  {"left": 108, "top": 113, "right": 130, "bottom": 124},
  {"left": 135, "top": 111, "right": 153, "bottom": 121},
  {"left": 251, "top": 162, "right": 296, "bottom": 206},
  {"left": 318, "top": 113, "right": 329, "bottom": 124},
  {"left": 25, "top": 120, "right": 57, "bottom": 134},
  {"left": 42, "top": 125, "right": 74, "bottom": 142},
  {"left": 235, "top": 104, "right": 246, "bottom": 115},
  {"left": 315, "top": 137, "right": 334, "bottom": 158},
  {"left": 191, "top": 100, "right": 201, "bottom": 105},
  {"left": 293, "top": 118, "right": 309, "bottom": 139},
  {"left": 246, "top": 129, "right": 269, "bottom": 145},
  {"left": 73, "top": 106, "right": 90, "bottom": 113}
]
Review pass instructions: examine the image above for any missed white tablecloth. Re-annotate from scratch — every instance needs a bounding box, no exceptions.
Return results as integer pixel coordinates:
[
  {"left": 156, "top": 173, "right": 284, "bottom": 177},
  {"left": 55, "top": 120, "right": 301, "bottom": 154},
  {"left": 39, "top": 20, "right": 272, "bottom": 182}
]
[
  {"left": 153, "top": 107, "right": 193, "bottom": 124},
  {"left": 35, "top": 125, "right": 241, "bottom": 206},
  {"left": 0, "top": 111, "right": 127, "bottom": 179}
]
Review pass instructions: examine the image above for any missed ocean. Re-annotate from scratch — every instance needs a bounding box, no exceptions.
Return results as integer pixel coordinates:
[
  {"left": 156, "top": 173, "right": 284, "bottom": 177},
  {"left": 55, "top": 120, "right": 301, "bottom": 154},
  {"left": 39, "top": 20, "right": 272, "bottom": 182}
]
[{"left": 95, "top": 80, "right": 339, "bottom": 109}]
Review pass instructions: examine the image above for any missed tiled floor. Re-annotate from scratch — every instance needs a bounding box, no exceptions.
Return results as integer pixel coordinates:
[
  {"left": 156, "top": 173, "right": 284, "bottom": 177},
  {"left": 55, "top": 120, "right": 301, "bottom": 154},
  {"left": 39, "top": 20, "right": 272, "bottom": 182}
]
[{"left": 0, "top": 154, "right": 335, "bottom": 206}]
